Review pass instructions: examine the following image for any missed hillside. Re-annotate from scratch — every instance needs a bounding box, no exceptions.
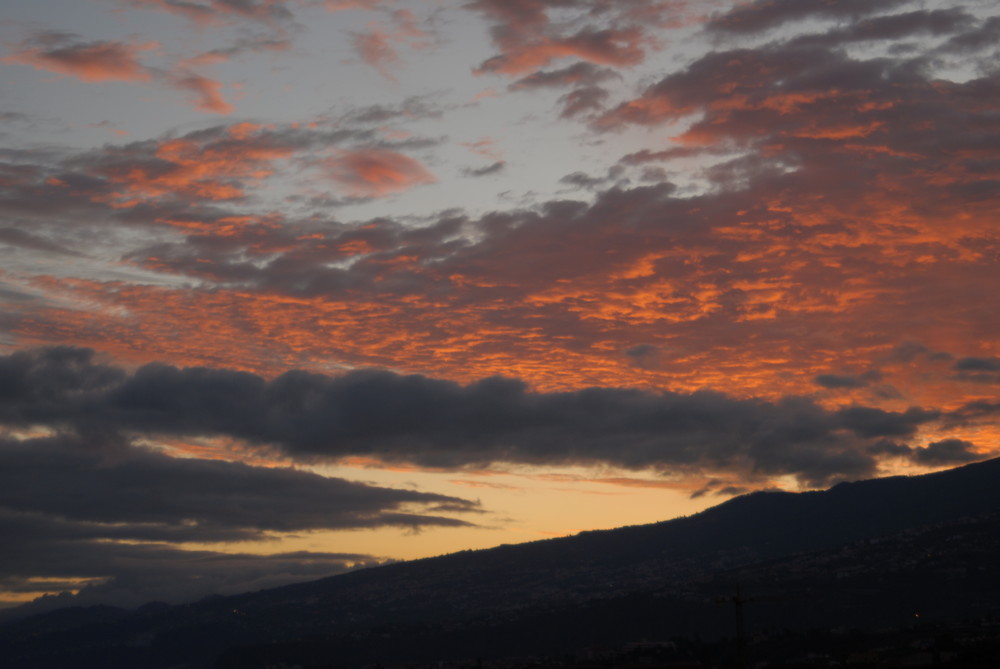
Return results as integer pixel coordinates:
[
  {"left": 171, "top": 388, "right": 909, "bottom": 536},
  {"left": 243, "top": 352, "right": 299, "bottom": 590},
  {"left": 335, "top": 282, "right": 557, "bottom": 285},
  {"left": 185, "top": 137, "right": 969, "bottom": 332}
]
[{"left": 2, "top": 458, "right": 999, "bottom": 668}]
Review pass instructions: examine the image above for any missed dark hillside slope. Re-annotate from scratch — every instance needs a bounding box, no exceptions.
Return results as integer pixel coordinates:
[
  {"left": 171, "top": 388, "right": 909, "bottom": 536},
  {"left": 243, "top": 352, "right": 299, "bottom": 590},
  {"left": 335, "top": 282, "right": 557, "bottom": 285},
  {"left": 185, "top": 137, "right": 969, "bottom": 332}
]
[
  {"left": 245, "top": 456, "right": 1000, "bottom": 610},
  {"left": 2, "top": 457, "right": 999, "bottom": 669}
]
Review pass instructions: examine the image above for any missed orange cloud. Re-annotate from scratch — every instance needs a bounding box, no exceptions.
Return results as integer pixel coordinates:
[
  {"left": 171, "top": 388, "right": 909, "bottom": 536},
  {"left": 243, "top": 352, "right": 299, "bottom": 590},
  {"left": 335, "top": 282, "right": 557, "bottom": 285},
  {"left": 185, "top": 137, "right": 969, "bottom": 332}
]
[
  {"left": 4, "top": 36, "right": 156, "bottom": 82},
  {"left": 7, "top": 12, "right": 1000, "bottom": 456},
  {"left": 477, "top": 27, "right": 648, "bottom": 76},
  {"left": 82, "top": 124, "right": 296, "bottom": 205},
  {"left": 352, "top": 9, "right": 432, "bottom": 82},
  {"left": 4, "top": 31, "right": 239, "bottom": 114},
  {"left": 352, "top": 28, "right": 400, "bottom": 82},
  {"left": 17, "top": 65, "right": 1000, "bottom": 403},
  {"left": 13, "top": 199, "right": 999, "bottom": 419},
  {"left": 467, "top": 0, "right": 718, "bottom": 78},
  {"left": 472, "top": 88, "right": 500, "bottom": 102},
  {"left": 324, "top": 0, "right": 384, "bottom": 10},
  {"left": 121, "top": 0, "right": 292, "bottom": 28},
  {"left": 168, "top": 70, "right": 234, "bottom": 114},
  {"left": 595, "top": 95, "right": 693, "bottom": 130},
  {"left": 52, "top": 138, "right": 989, "bottom": 406},
  {"left": 461, "top": 138, "right": 504, "bottom": 162},
  {"left": 324, "top": 149, "right": 435, "bottom": 197}
]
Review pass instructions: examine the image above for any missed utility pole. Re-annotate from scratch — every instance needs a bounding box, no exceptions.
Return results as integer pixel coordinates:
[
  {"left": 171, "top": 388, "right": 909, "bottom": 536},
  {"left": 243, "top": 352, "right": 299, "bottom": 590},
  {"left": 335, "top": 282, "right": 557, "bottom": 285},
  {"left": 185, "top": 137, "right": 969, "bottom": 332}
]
[{"left": 718, "top": 584, "right": 748, "bottom": 669}]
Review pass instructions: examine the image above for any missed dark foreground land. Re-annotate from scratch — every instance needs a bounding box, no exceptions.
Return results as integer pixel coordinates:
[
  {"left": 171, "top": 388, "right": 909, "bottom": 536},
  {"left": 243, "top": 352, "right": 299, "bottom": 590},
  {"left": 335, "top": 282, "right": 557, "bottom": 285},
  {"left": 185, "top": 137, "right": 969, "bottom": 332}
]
[{"left": 2, "top": 458, "right": 999, "bottom": 669}]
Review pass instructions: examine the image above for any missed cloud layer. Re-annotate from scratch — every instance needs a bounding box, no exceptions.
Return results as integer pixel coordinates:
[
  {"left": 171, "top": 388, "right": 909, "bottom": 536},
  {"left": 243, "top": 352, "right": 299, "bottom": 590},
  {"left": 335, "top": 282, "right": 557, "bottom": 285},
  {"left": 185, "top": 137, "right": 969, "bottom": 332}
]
[
  {"left": 0, "top": 347, "right": 983, "bottom": 489},
  {"left": 3, "top": 1, "right": 997, "bottom": 409},
  {"left": 0, "top": 347, "right": 481, "bottom": 612}
]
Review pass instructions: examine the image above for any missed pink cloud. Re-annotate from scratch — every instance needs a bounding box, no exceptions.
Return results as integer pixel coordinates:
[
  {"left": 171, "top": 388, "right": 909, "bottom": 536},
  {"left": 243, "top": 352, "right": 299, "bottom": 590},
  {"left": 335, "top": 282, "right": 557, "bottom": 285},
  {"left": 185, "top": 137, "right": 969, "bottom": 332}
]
[
  {"left": 352, "top": 28, "right": 400, "bottom": 82},
  {"left": 168, "top": 69, "right": 234, "bottom": 114},
  {"left": 352, "top": 8, "right": 433, "bottom": 81},
  {"left": 86, "top": 121, "right": 130, "bottom": 136},
  {"left": 477, "top": 27, "right": 648, "bottom": 75},
  {"left": 180, "top": 34, "right": 292, "bottom": 69},
  {"left": 120, "top": 0, "right": 292, "bottom": 28},
  {"left": 465, "top": 1, "right": 726, "bottom": 80},
  {"left": 324, "top": 149, "right": 435, "bottom": 197},
  {"left": 472, "top": 88, "right": 500, "bottom": 101},
  {"left": 461, "top": 138, "right": 504, "bottom": 162},
  {"left": 466, "top": 0, "right": 551, "bottom": 32},
  {"left": 4, "top": 34, "right": 156, "bottom": 83},
  {"left": 323, "top": 0, "right": 385, "bottom": 10},
  {"left": 79, "top": 122, "right": 297, "bottom": 205},
  {"left": 5, "top": 31, "right": 235, "bottom": 115},
  {"left": 465, "top": 0, "right": 715, "bottom": 78}
]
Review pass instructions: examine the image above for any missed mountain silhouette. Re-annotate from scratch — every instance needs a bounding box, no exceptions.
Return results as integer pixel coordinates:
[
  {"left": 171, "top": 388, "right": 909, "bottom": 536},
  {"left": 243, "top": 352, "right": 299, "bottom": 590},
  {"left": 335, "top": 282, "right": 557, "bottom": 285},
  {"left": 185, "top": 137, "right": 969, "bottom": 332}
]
[{"left": 2, "top": 457, "right": 999, "bottom": 668}]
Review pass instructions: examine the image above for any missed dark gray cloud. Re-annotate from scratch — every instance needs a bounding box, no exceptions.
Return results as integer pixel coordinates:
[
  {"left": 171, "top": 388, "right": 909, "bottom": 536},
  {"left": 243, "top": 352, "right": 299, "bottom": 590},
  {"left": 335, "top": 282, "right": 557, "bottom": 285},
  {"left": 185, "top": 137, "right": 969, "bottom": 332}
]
[
  {"left": 0, "top": 348, "right": 484, "bottom": 612},
  {"left": 689, "top": 479, "right": 762, "bottom": 499},
  {"left": 617, "top": 146, "right": 705, "bottom": 165},
  {"left": 559, "top": 170, "right": 607, "bottom": 190},
  {"left": 338, "top": 96, "right": 445, "bottom": 125},
  {"left": 863, "top": 438, "right": 985, "bottom": 468},
  {"left": 815, "top": 374, "right": 868, "bottom": 389},
  {"left": 558, "top": 85, "right": 611, "bottom": 118},
  {"left": 598, "top": 43, "right": 894, "bottom": 130},
  {"left": 0, "top": 510, "right": 375, "bottom": 613},
  {"left": 786, "top": 8, "right": 975, "bottom": 49},
  {"left": 942, "top": 14, "right": 1000, "bottom": 53},
  {"left": 834, "top": 406, "right": 938, "bottom": 438},
  {"left": 0, "top": 118, "right": 438, "bottom": 233},
  {"left": 0, "top": 430, "right": 471, "bottom": 612},
  {"left": 554, "top": 164, "right": 628, "bottom": 191},
  {"left": 0, "top": 227, "right": 83, "bottom": 256},
  {"left": 878, "top": 344, "right": 954, "bottom": 368},
  {"left": 866, "top": 439, "right": 913, "bottom": 457},
  {"left": 462, "top": 161, "right": 506, "bottom": 177},
  {"left": 955, "top": 356, "right": 1000, "bottom": 371},
  {"left": 621, "top": 343, "right": 669, "bottom": 371},
  {"left": 0, "top": 112, "right": 31, "bottom": 123},
  {"left": 0, "top": 347, "right": 958, "bottom": 489},
  {"left": 0, "top": 283, "right": 41, "bottom": 305},
  {"left": 191, "top": 33, "right": 293, "bottom": 62},
  {"left": 953, "top": 357, "right": 1000, "bottom": 384},
  {"left": 510, "top": 63, "right": 619, "bottom": 90},
  {"left": 910, "top": 438, "right": 982, "bottom": 465},
  {"left": 120, "top": 210, "right": 472, "bottom": 296},
  {"left": 814, "top": 371, "right": 881, "bottom": 390},
  {"left": 946, "top": 401, "right": 1000, "bottom": 428},
  {"left": 637, "top": 166, "right": 668, "bottom": 183},
  {"left": 599, "top": 7, "right": 1000, "bottom": 169},
  {"left": 0, "top": 433, "right": 477, "bottom": 534},
  {"left": 117, "top": 0, "right": 296, "bottom": 37},
  {"left": 623, "top": 343, "right": 660, "bottom": 364},
  {"left": 705, "top": 0, "right": 910, "bottom": 35}
]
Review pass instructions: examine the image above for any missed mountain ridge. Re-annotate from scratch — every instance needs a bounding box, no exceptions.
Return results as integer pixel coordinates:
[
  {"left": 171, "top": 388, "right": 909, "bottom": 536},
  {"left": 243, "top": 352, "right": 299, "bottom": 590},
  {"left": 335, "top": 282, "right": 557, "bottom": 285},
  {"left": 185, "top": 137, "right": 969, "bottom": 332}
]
[{"left": 2, "top": 457, "right": 999, "bottom": 668}]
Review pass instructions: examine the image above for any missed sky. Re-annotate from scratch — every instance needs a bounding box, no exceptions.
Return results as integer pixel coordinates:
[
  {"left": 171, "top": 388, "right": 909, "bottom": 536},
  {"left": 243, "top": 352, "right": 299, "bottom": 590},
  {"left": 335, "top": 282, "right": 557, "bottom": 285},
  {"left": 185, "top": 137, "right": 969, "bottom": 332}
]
[{"left": 1, "top": 0, "right": 998, "bottom": 614}]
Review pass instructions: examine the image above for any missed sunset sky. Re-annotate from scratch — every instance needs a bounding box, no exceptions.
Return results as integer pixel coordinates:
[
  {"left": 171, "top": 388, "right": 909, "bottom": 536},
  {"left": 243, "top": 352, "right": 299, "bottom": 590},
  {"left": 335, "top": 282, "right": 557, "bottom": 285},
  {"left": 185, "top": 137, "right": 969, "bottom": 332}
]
[{"left": 1, "top": 0, "right": 999, "bottom": 613}]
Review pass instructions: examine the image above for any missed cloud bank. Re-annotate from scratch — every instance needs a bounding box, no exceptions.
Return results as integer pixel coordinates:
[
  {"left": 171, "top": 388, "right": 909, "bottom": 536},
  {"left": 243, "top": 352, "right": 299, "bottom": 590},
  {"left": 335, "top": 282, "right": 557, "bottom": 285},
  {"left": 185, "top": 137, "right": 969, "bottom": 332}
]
[
  {"left": 0, "top": 347, "right": 481, "bottom": 612},
  {"left": 0, "top": 348, "right": 982, "bottom": 490}
]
